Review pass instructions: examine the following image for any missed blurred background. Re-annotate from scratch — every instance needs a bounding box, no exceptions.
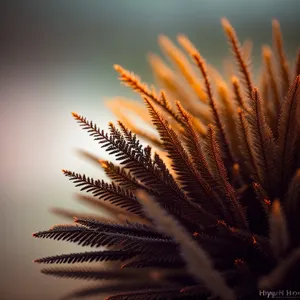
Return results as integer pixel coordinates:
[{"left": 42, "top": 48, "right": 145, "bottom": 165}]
[{"left": 1, "top": 0, "right": 299, "bottom": 299}]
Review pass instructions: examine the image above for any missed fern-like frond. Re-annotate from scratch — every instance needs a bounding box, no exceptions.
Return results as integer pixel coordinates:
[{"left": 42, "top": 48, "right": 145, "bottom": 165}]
[
  {"left": 224, "top": 39, "right": 253, "bottom": 82},
  {"left": 71, "top": 113, "right": 162, "bottom": 193},
  {"left": 221, "top": 18, "right": 254, "bottom": 100},
  {"left": 247, "top": 88, "right": 277, "bottom": 195},
  {"left": 63, "top": 170, "right": 143, "bottom": 215},
  {"left": 217, "top": 82, "right": 240, "bottom": 155},
  {"left": 237, "top": 108, "right": 260, "bottom": 181},
  {"left": 192, "top": 52, "right": 235, "bottom": 165},
  {"left": 74, "top": 218, "right": 161, "bottom": 238},
  {"left": 32, "top": 225, "right": 124, "bottom": 248},
  {"left": 100, "top": 160, "right": 142, "bottom": 191},
  {"left": 262, "top": 45, "right": 281, "bottom": 116},
  {"left": 272, "top": 19, "right": 290, "bottom": 96},
  {"left": 33, "top": 224, "right": 175, "bottom": 253},
  {"left": 176, "top": 103, "right": 208, "bottom": 173},
  {"left": 114, "top": 65, "right": 186, "bottom": 128},
  {"left": 231, "top": 76, "right": 249, "bottom": 112},
  {"left": 205, "top": 125, "right": 247, "bottom": 228},
  {"left": 259, "top": 71, "right": 276, "bottom": 132},
  {"left": 34, "top": 250, "right": 134, "bottom": 264}
]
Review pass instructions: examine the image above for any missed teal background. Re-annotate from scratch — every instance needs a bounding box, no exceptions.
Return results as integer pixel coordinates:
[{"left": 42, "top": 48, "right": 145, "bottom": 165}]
[{"left": 1, "top": 1, "right": 299, "bottom": 299}]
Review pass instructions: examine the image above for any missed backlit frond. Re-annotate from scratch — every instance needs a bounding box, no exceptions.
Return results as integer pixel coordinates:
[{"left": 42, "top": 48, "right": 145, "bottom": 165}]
[
  {"left": 221, "top": 18, "right": 254, "bottom": 99},
  {"left": 34, "top": 19, "right": 300, "bottom": 300},
  {"left": 272, "top": 19, "right": 290, "bottom": 95}
]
